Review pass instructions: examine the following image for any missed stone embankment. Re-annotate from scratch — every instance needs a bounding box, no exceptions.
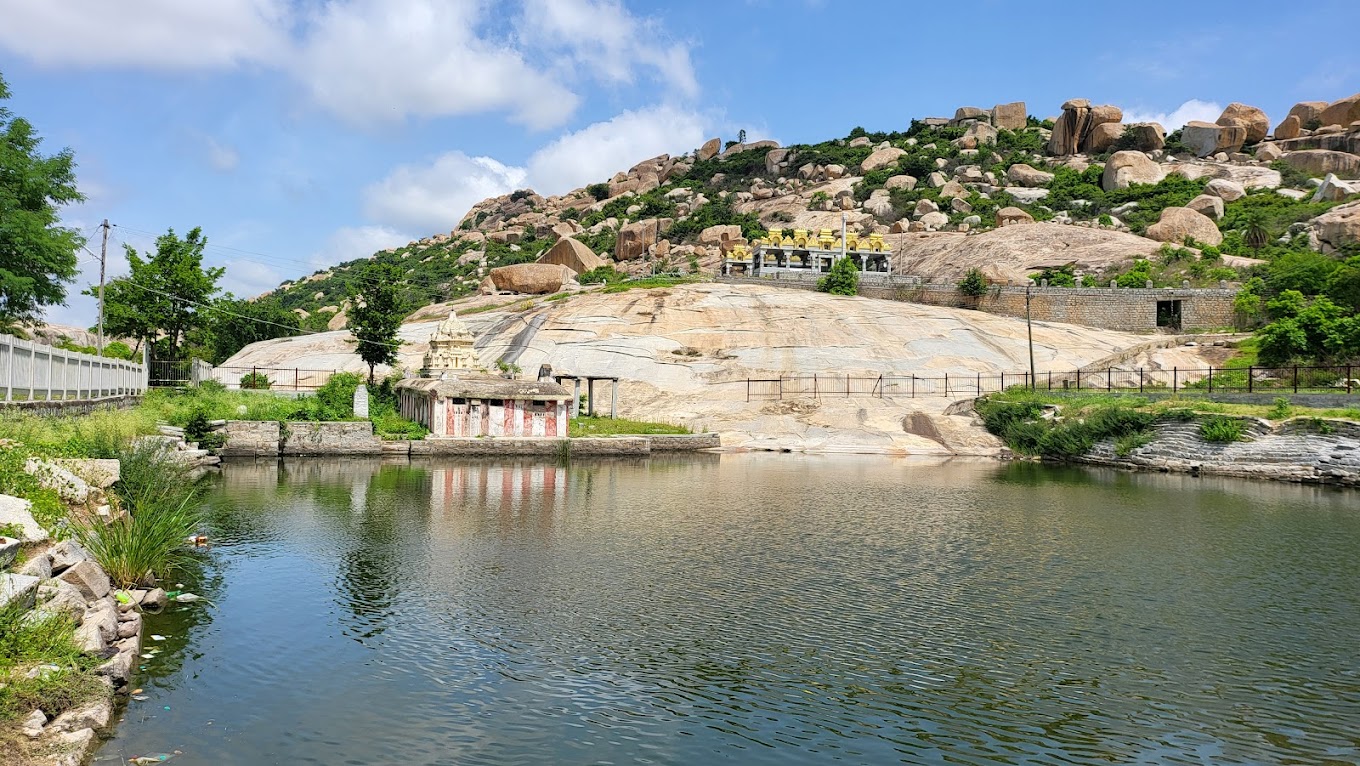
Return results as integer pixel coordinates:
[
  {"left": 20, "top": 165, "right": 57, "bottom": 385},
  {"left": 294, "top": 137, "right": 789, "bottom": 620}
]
[
  {"left": 0, "top": 457, "right": 159, "bottom": 766},
  {"left": 218, "top": 420, "right": 720, "bottom": 457},
  {"left": 1079, "top": 417, "right": 1360, "bottom": 485}
]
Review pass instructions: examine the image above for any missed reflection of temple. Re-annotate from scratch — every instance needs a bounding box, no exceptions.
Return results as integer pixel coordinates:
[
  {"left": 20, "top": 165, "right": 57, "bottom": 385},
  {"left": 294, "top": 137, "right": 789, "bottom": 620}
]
[
  {"left": 721, "top": 227, "right": 893, "bottom": 277},
  {"left": 429, "top": 464, "right": 568, "bottom": 518}
]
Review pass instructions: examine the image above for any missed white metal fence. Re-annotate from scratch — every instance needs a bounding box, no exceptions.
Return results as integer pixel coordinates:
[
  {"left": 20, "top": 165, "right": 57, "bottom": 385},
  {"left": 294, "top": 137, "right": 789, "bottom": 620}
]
[{"left": 0, "top": 333, "right": 147, "bottom": 402}]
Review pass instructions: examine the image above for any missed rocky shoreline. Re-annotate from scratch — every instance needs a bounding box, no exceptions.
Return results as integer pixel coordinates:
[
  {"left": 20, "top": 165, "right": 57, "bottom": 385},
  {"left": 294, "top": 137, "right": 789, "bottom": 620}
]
[
  {"left": 1074, "top": 416, "right": 1360, "bottom": 486},
  {"left": 4, "top": 539, "right": 158, "bottom": 766}
]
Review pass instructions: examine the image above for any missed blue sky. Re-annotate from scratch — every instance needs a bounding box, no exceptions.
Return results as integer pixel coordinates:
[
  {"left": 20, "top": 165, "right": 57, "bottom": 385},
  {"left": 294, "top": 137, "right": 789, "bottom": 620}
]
[{"left": 2, "top": 0, "right": 1357, "bottom": 328}]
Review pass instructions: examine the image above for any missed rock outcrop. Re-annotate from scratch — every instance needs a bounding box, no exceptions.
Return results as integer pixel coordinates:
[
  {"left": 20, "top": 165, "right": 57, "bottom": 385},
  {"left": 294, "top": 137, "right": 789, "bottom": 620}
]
[
  {"left": 1320, "top": 93, "right": 1360, "bottom": 129},
  {"left": 537, "top": 237, "right": 604, "bottom": 275},
  {"left": 1102, "top": 151, "right": 1163, "bottom": 190},
  {"left": 1217, "top": 102, "right": 1269, "bottom": 144},
  {"left": 485, "top": 263, "right": 573, "bottom": 295},
  {"left": 1311, "top": 200, "right": 1360, "bottom": 254},
  {"left": 1180, "top": 121, "right": 1247, "bottom": 157},
  {"left": 1146, "top": 207, "right": 1224, "bottom": 247},
  {"left": 991, "top": 101, "right": 1026, "bottom": 130},
  {"left": 1281, "top": 149, "right": 1360, "bottom": 179}
]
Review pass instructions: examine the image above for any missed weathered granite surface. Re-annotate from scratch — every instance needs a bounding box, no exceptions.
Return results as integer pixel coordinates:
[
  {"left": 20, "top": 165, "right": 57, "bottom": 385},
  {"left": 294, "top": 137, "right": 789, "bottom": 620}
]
[{"left": 1079, "top": 417, "right": 1360, "bottom": 485}]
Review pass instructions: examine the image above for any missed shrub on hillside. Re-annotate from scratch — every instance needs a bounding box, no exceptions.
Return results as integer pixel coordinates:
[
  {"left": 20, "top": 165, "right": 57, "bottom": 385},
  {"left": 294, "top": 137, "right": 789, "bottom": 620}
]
[
  {"left": 817, "top": 257, "right": 859, "bottom": 296},
  {"left": 957, "top": 268, "right": 989, "bottom": 297}
]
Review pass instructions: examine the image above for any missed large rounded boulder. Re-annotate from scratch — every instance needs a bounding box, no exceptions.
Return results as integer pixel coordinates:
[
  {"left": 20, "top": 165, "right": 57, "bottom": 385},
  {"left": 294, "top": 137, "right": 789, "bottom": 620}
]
[
  {"left": 1146, "top": 207, "right": 1224, "bottom": 247},
  {"left": 1217, "top": 103, "right": 1270, "bottom": 144},
  {"left": 1102, "top": 151, "right": 1164, "bottom": 191}
]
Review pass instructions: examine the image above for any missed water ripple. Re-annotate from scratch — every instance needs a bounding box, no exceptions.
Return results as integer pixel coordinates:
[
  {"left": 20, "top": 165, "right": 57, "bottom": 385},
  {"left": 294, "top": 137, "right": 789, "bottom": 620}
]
[{"left": 95, "top": 456, "right": 1360, "bottom": 766}]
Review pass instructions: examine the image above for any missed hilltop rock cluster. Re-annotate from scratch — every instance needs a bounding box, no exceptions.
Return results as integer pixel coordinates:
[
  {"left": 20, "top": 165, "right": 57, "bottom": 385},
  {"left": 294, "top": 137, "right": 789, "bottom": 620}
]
[{"left": 268, "top": 92, "right": 1360, "bottom": 321}]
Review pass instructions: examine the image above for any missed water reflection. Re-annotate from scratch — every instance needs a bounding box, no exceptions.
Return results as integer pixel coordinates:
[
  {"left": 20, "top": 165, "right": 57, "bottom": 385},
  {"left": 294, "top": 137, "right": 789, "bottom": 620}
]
[{"left": 97, "top": 455, "right": 1360, "bottom": 765}]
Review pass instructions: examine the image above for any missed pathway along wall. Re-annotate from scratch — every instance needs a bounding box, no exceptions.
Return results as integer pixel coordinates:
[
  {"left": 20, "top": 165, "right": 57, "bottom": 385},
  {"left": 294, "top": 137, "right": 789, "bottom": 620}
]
[
  {"left": 1076, "top": 417, "right": 1360, "bottom": 486},
  {"left": 719, "top": 276, "right": 1238, "bottom": 333}
]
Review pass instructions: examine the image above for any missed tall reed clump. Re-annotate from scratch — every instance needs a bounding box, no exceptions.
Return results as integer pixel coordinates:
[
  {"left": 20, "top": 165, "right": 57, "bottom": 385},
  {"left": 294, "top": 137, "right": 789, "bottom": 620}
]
[{"left": 73, "top": 442, "right": 205, "bottom": 588}]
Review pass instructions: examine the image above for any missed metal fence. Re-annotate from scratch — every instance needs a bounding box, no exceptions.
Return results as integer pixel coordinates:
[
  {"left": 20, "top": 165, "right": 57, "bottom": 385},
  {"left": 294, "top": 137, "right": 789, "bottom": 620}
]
[
  {"left": 149, "top": 360, "right": 342, "bottom": 391},
  {"left": 744, "top": 365, "right": 1360, "bottom": 401},
  {"left": 0, "top": 333, "right": 146, "bottom": 402}
]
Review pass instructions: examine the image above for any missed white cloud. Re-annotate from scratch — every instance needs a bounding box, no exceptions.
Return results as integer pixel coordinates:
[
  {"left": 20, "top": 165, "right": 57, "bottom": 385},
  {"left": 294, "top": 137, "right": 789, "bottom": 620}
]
[
  {"left": 0, "top": 0, "right": 696, "bottom": 128},
  {"left": 292, "top": 0, "right": 579, "bottom": 129},
  {"left": 363, "top": 153, "right": 527, "bottom": 233},
  {"left": 517, "top": 0, "right": 698, "bottom": 98},
  {"left": 1122, "top": 99, "right": 1223, "bottom": 131},
  {"left": 361, "top": 105, "right": 709, "bottom": 231},
  {"left": 0, "top": 0, "right": 288, "bottom": 69},
  {"left": 525, "top": 105, "right": 708, "bottom": 195}
]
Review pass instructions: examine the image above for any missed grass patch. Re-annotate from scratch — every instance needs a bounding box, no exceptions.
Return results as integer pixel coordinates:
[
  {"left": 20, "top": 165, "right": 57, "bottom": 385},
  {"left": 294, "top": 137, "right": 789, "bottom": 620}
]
[
  {"left": 0, "top": 602, "right": 103, "bottom": 726},
  {"left": 600, "top": 276, "right": 700, "bottom": 294},
  {"left": 0, "top": 446, "right": 67, "bottom": 535},
  {"left": 0, "top": 407, "right": 158, "bottom": 458},
  {"left": 1199, "top": 415, "right": 1247, "bottom": 443},
  {"left": 569, "top": 416, "right": 690, "bottom": 437}
]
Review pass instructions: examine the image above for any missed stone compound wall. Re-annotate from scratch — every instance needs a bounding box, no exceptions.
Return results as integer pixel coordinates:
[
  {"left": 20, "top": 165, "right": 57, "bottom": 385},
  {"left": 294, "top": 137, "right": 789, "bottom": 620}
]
[
  {"left": 719, "top": 275, "right": 1238, "bottom": 333},
  {"left": 1078, "top": 417, "right": 1360, "bottom": 486},
  {"left": 0, "top": 395, "right": 141, "bottom": 417},
  {"left": 220, "top": 421, "right": 720, "bottom": 458}
]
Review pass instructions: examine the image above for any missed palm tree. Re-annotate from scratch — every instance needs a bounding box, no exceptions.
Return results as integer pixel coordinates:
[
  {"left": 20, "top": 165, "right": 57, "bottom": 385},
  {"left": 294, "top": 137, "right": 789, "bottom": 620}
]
[{"left": 1242, "top": 210, "right": 1271, "bottom": 252}]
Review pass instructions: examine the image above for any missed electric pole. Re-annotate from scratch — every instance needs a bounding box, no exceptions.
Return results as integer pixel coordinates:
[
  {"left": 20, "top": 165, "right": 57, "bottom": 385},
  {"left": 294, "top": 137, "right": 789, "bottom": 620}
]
[
  {"left": 1026, "top": 283, "right": 1036, "bottom": 390},
  {"left": 97, "top": 219, "right": 109, "bottom": 354}
]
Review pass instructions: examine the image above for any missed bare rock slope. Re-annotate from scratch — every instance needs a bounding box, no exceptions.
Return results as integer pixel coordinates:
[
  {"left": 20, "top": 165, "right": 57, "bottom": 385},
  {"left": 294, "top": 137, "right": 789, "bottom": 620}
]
[{"left": 225, "top": 283, "right": 1197, "bottom": 453}]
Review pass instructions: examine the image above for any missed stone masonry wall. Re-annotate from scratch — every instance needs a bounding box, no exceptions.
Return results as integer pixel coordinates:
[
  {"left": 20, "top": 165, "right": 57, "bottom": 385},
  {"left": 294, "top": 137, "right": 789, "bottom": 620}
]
[
  {"left": 282, "top": 421, "right": 385, "bottom": 456},
  {"left": 719, "top": 276, "right": 1238, "bottom": 333}
]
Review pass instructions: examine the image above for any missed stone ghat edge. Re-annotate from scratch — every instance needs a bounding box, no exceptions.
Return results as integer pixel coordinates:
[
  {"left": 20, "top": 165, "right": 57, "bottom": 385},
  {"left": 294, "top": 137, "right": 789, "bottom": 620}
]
[{"left": 216, "top": 420, "right": 720, "bottom": 457}]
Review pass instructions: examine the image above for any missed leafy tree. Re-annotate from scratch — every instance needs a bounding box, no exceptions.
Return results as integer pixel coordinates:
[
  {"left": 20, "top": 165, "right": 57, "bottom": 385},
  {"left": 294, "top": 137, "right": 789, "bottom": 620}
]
[
  {"left": 0, "top": 73, "right": 84, "bottom": 332},
  {"left": 1267, "top": 251, "right": 1341, "bottom": 296},
  {"left": 348, "top": 261, "right": 405, "bottom": 384},
  {"left": 204, "top": 295, "right": 300, "bottom": 364},
  {"left": 95, "top": 227, "right": 223, "bottom": 360},
  {"left": 817, "top": 256, "right": 859, "bottom": 296},
  {"left": 957, "top": 268, "right": 989, "bottom": 297}
]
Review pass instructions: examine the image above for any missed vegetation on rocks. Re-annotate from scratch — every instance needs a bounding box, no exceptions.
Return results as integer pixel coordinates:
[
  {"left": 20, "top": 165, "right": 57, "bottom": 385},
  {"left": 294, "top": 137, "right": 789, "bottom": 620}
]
[{"left": 568, "top": 417, "right": 690, "bottom": 437}]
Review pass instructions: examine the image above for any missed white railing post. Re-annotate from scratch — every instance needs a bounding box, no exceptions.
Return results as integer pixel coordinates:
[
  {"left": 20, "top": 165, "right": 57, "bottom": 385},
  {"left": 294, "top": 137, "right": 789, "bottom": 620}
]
[
  {"left": 2, "top": 335, "right": 11, "bottom": 402},
  {"left": 46, "top": 345, "right": 54, "bottom": 401}
]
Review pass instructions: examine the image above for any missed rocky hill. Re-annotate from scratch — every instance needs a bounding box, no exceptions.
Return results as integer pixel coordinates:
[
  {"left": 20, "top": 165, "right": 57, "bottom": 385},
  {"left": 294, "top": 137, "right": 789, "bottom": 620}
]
[
  {"left": 224, "top": 282, "right": 1222, "bottom": 453},
  {"left": 264, "top": 92, "right": 1360, "bottom": 328}
]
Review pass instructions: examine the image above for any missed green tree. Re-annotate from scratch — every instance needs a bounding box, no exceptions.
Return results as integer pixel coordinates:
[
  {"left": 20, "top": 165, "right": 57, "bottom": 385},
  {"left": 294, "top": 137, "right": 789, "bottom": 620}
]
[
  {"left": 1241, "top": 209, "right": 1271, "bottom": 252},
  {"left": 95, "top": 227, "right": 223, "bottom": 360},
  {"left": 0, "top": 73, "right": 84, "bottom": 332},
  {"left": 958, "top": 268, "right": 990, "bottom": 297},
  {"left": 204, "top": 295, "right": 300, "bottom": 364},
  {"left": 348, "top": 262, "right": 405, "bottom": 384},
  {"left": 816, "top": 256, "right": 860, "bottom": 296}
]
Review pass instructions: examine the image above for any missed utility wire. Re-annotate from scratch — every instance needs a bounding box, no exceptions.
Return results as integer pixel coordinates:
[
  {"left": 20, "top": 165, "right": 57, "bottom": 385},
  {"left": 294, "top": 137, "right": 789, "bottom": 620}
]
[
  {"left": 110, "top": 223, "right": 476, "bottom": 300},
  {"left": 75, "top": 250, "right": 416, "bottom": 351}
]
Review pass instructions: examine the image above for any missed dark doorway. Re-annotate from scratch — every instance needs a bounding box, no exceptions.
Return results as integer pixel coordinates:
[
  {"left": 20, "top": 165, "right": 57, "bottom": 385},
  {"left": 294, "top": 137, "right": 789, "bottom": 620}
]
[{"left": 1156, "top": 300, "right": 1182, "bottom": 330}]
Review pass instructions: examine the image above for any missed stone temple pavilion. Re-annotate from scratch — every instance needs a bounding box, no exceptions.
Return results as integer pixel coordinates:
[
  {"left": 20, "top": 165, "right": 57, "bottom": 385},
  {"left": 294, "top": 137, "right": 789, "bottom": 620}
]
[{"left": 396, "top": 311, "right": 572, "bottom": 438}]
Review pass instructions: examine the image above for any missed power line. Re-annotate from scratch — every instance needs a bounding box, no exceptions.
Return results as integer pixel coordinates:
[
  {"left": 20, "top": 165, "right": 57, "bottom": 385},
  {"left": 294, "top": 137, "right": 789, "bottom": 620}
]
[
  {"left": 75, "top": 250, "right": 413, "bottom": 351},
  {"left": 109, "top": 223, "right": 475, "bottom": 301}
]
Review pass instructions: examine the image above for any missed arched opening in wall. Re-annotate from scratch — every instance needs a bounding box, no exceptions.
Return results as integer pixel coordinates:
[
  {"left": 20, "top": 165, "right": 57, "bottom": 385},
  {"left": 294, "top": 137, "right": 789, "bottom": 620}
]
[{"left": 1157, "top": 300, "right": 1183, "bottom": 330}]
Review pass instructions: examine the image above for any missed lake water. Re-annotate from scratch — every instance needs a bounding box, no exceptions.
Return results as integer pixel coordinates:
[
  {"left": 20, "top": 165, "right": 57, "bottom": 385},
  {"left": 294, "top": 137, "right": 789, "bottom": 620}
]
[{"left": 94, "top": 455, "right": 1360, "bottom": 765}]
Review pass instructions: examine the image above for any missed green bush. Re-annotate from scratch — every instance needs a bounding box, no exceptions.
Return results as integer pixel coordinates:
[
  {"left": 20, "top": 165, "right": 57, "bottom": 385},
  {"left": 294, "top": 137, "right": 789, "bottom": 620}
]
[
  {"left": 816, "top": 257, "right": 859, "bottom": 296},
  {"left": 239, "top": 371, "right": 271, "bottom": 390},
  {"left": 74, "top": 442, "right": 204, "bottom": 588},
  {"left": 578, "top": 265, "right": 625, "bottom": 284},
  {"left": 1114, "top": 432, "right": 1154, "bottom": 456},
  {"left": 1030, "top": 265, "right": 1077, "bottom": 287},
  {"left": 586, "top": 183, "right": 610, "bottom": 201},
  {"left": 1199, "top": 415, "right": 1247, "bottom": 443},
  {"left": 957, "top": 268, "right": 989, "bottom": 297},
  {"left": 1268, "top": 397, "right": 1292, "bottom": 420},
  {"left": 311, "top": 372, "right": 364, "bottom": 420}
]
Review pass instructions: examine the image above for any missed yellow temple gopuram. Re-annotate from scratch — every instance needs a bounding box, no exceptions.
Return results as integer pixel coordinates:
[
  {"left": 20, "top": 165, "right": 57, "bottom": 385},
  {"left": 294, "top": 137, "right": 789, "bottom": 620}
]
[{"left": 721, "top": 228, "right": 893, "bottom": 277}]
